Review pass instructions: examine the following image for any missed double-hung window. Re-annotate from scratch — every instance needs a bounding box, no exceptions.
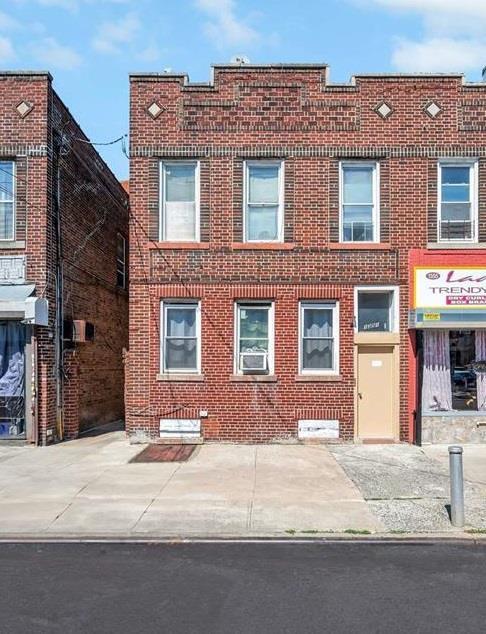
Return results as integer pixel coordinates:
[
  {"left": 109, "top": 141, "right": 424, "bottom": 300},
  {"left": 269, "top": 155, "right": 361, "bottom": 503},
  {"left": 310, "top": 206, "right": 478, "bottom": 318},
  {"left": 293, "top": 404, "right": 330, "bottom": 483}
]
[
  {"left": 235, "top": 302, "right": 274, "bottom": 374},
  {"left": 340, "top": 162, "right": 379, "bottom": 243},
  {"left": 438, "top": 161, "right": 478, "bottom": 242},
  {"left": 355, "top": 287, "right": 398, "bottom": 333},
  {"left": 0, "top": 161, "right": 15, "bottom": 241},
  {"left": 299, "top": 302, "right": 339, "bottom": 374},
  {"left": 161, "top": 301, "right": 201, "bottom": 374},
  {"left": 116, "top": 233, "right": 126, "bottom": 289},
  {"left": 244, "top": 161, "right": 284, "bottom": 242},
  {"left": 160, "top": 161, "right": 199, "bottom": 241}
]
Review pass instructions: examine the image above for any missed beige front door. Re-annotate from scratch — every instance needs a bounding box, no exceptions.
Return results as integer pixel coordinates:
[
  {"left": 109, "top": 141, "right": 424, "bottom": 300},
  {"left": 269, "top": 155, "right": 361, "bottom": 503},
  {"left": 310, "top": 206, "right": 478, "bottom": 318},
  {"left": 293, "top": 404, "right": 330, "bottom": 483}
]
[{"left": 357, "top": 345, "right": 395, "bottom": 440}]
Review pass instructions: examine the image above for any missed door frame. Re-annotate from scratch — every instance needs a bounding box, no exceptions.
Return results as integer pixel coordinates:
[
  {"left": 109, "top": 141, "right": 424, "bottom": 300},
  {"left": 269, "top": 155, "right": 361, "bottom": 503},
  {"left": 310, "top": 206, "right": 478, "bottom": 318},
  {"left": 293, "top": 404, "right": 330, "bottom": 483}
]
[{"left": 354, "top": 336, "right": 400, "bottom": 441}]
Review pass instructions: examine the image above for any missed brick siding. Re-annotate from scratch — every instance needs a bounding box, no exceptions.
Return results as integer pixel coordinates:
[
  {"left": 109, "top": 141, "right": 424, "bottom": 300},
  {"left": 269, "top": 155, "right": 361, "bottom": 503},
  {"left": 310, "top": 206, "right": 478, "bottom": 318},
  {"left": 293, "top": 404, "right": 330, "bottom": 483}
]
[{"left": 128, "top": 65, "right": 486, "bottom": 443}]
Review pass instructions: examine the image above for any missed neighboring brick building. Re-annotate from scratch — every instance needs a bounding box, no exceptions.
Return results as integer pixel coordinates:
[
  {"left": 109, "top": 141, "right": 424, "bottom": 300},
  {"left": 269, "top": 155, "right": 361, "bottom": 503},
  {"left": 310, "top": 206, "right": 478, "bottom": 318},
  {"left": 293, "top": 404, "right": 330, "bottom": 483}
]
[
  {"left": 128, "top": 63, "right": 486, "bottom": 445},
  {"left": 0, "top": 71, "right": 128, "bottom": 444}
]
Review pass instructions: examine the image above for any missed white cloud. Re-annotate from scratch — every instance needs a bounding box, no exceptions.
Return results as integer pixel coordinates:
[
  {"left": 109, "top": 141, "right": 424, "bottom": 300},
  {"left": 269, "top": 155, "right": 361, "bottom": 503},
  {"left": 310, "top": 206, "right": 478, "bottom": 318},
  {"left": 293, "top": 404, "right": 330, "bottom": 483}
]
[
  {"left": 0, "top": 36, "right": 15, "bottom": 62},
  {"left": 392, "top": 37, "right": 486, "bottom": 73},
  {"left": 136, "top": 43, "right": 161, "bottom": 63},
  {"left": 92, "top": 12, "right": 140, "bottom": 54},
  {"left": 30, "top": 37, "right": 82, "bottom": 69},
  {"left": 195, "top": 0, "right": 260, "bottom": 49},
  {"left": 363, "top": 0, "right": 486, "bottom": 73},
  {"left": 0, "top": 11, "right": 20, "bottom": 31}
]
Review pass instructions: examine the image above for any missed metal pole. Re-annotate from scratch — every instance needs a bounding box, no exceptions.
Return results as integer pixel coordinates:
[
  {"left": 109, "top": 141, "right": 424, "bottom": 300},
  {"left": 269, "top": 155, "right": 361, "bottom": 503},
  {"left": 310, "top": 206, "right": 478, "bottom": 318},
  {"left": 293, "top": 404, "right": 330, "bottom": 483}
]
[{"left": 449, "top": 445, "right": 464, "bottom": 527}]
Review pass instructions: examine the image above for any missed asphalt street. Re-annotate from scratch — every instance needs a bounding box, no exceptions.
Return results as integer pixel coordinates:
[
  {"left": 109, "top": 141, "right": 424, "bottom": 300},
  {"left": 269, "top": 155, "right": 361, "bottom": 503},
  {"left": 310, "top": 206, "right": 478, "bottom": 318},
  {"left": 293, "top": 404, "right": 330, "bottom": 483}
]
[{"left": 0, "top": 541, "right": 485, "bottom": 633}]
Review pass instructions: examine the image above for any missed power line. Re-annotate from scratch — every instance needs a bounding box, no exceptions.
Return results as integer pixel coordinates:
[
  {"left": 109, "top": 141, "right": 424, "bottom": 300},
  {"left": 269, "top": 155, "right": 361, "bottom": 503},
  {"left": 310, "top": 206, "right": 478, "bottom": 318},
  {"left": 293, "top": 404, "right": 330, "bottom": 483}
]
[{"left": 74, "top": 134, "right": 127, "bottom": 147}]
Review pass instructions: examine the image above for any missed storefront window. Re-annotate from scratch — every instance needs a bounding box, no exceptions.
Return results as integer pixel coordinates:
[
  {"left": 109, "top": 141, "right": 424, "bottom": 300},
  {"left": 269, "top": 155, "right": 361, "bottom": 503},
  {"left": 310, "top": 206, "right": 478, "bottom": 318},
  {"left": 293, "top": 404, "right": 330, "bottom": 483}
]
[
  {"left": 422, "top": 329, "right": 486, "bottom": 413},
  {"left": 450, "top": 331, "right": 477, "bottom": 410}
]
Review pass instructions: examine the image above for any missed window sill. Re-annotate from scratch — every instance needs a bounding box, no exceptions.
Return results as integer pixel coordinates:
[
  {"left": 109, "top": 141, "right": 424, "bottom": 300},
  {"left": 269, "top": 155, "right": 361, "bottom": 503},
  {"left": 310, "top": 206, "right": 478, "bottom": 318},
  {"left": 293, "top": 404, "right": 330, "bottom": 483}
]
[
  {"left": 427, "top": 242, "right": 486, "bottom": 250},
  {"left": 230, "top": 374, "right": 278, "bottom": 382},
  {"left": 231, "top": 242, "right": 296, "bottom": 251},
  {"left": 423, "top": 410, "right": 486, "bottom": 418},
  {"left": 295, "top": 374, "right": 342, "bottom": 382},
  {"left": 329, "top": 243, "right": 392, "bottom": 250},
  {"left": 148, "top": 242, "right": 210, "bottom": 250},
  {"left": 0, "top": 240, "right": 26, "bottom": 250},
  {"left": 157, "top": 373, "right": 205, "bottom": 382}
]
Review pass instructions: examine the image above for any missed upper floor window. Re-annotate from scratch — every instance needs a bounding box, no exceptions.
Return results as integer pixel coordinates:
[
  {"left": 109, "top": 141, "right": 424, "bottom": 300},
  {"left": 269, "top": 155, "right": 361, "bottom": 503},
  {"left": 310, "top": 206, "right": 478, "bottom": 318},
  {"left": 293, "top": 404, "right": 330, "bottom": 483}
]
[
  {"left": 299, "top": 302, "right": 339, "bottom": 375},
  {"left": 438, "top": 161, "right": 478, "bottom": 242},
  {"left": 0, "top": 161, "right": 15, "bottom": 241},
  {"left": 161, "top": 301, "right": 201, "bottom": 374},
  {"left": 116, "top": 233, "right": 126, "bottom": 289},
  {"left": 235, "top": 302, "right": 274, "bottom": 374},
  {"left": 244, "top": 161, "right": 284, "bottom": 242},
  {"left": 340, "top": 162, "right": 379, "bottom": 243},
  {"left": 160, "top": 161, "right": 199, "bottom": 241}
]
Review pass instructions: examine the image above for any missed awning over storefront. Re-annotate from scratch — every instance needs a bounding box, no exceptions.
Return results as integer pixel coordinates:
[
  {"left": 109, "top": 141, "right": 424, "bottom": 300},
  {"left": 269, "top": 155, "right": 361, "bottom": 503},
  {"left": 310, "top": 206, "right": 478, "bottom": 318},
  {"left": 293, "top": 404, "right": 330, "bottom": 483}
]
[{"left": 0, "top": 285, "right": 48, "bottom": 325}]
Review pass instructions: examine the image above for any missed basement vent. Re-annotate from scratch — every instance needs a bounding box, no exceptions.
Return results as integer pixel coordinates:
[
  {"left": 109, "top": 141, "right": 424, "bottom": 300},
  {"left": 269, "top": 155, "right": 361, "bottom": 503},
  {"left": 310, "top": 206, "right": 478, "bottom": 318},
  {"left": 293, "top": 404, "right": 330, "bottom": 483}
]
[
  {"left": 160, "top": 418, "right": 201, "bottom": 439},
  {"left": 298, "top": 419, "right": 339, "bottom": 440}
]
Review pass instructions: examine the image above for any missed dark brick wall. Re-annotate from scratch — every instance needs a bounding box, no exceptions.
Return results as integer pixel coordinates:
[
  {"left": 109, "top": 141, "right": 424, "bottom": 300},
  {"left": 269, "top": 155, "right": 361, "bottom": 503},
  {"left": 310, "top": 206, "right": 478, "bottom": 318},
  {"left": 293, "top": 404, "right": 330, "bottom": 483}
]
[{"left": 0, "top": 73, "right": 128, "bottom": 443}]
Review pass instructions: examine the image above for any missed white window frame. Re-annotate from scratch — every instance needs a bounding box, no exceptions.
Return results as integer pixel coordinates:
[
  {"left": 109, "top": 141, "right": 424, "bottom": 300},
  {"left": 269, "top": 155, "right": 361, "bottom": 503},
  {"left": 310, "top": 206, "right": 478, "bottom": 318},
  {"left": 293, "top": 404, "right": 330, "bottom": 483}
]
[
  {"left": 243, "top": 160, "right": 284, "bottom": 243},
  {"left": 354, "top": 286, "right": 399, "bottom": 334},
  {"left": 234, "top": 301, "right": 275, "bottom": 375},
  {"left": 0, "top": 160, "right": 16, "bottom": 242},
  {"left": 339, "top": 161, "right": 380, "bottom": 243},
  {"left": 299, "top": 301, "right": 340, "bottom": 376},
  {"left": 116, "top": 233, "right": 126, "bottom": 289},
  {"left": 437, "top": 159, "right": 478, "bottom": 243},
  {"left": 160, "top": 300, "right": 201, "bottom": 374},
  {"left": 159, "top": 160, "right": 200, "bottom": 242}
]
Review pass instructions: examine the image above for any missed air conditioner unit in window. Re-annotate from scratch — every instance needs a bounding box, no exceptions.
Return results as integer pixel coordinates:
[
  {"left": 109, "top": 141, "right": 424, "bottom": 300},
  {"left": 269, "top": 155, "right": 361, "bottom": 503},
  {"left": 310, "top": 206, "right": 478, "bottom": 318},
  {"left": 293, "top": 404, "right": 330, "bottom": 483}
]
[{"left": 239, "top": 351, "right": 268, "bottom": 373}]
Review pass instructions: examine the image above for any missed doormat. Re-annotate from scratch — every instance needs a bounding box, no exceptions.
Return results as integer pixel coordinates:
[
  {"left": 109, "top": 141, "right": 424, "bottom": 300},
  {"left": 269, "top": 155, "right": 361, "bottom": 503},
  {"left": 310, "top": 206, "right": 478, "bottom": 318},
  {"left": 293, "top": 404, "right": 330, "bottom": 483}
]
[{"left": 130, "top": 444, "right": 196, "bottom": 463}]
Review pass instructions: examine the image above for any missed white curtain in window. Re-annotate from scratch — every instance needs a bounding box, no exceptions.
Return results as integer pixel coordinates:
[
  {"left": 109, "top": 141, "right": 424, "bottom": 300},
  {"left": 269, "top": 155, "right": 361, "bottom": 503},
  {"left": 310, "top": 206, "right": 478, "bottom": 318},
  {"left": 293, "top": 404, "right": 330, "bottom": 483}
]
[
  {"left": 475, "top": 330, "right": 486, "bottom": 410},
  {"left": 422, "top": 330, "right": 452, "bottom": 412}
]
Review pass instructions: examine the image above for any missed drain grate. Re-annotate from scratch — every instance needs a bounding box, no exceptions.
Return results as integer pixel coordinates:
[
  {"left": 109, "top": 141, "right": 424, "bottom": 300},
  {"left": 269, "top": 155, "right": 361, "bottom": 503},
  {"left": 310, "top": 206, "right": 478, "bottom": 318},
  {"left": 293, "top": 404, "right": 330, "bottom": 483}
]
[{"left": 131, "top": 444, "right": 196, "bottom": 463}]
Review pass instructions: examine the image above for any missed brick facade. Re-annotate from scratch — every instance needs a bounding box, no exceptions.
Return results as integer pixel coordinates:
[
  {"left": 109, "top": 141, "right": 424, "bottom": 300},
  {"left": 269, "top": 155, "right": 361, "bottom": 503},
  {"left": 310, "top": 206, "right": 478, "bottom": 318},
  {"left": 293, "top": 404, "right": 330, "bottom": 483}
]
[
  {"left": 0, "top": 72, "right": 129, "bottom": 444},
  {"left": 128, "top": 64, "right": 486, "bottom": 443}
]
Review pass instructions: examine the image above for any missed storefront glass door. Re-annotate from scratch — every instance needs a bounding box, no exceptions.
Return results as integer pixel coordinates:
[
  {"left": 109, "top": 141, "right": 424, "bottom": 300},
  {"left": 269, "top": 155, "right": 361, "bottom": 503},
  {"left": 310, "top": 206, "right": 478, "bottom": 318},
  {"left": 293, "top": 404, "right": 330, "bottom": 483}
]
[{"left": 0, "top": 321, "right": 26, "bottom": 438}]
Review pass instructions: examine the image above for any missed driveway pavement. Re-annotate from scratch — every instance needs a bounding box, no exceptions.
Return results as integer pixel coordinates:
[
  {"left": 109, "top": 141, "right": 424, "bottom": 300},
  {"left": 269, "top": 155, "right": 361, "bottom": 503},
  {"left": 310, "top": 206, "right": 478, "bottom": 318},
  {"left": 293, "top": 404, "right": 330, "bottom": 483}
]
[
  {"left": 330, "top": 444, "right": 486, "bottom": 532},
  {"left": 0, "top": 433, "right": 380, "bottom": 537}
]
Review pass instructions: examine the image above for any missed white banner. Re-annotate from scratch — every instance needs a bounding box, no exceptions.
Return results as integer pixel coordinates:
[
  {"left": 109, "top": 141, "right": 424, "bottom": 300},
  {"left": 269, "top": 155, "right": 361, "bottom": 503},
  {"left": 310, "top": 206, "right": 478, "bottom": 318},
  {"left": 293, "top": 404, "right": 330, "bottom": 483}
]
[{"left": 414, "top": 267, "right": 486, "bottom": 309}]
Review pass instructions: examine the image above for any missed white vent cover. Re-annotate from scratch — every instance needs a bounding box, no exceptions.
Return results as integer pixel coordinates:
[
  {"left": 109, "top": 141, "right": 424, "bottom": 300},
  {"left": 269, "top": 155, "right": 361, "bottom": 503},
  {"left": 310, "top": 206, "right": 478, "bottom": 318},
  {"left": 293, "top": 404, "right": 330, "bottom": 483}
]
[
  {"left": 298, "top": 419, "right": 339, "bottom": 439},
  {"left": 160, "top": 419, "right": 201, "bottom": 439}
]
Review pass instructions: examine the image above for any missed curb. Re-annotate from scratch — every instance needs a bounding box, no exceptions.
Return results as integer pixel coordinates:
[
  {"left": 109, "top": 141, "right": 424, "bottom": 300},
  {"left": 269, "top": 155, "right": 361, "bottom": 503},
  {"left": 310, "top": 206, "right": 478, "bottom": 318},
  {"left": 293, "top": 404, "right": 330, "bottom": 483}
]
[{"left": 0, "top": 533, "right": 485, "bottom": 544}]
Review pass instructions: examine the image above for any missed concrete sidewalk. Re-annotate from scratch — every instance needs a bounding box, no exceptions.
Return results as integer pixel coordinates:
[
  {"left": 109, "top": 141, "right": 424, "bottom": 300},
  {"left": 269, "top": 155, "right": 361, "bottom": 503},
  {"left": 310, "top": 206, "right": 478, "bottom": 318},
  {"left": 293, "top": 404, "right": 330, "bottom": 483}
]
[{"left": 0, "top": 433, "right": 380, "bottom": 537}]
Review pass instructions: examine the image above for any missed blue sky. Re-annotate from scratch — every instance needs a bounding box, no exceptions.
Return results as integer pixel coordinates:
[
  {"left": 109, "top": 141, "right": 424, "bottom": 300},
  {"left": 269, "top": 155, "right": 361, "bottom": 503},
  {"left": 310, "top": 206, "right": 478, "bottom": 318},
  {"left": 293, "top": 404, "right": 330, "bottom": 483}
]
[{"left": 1, "top": 0, "right": 485, "bottom": 178}]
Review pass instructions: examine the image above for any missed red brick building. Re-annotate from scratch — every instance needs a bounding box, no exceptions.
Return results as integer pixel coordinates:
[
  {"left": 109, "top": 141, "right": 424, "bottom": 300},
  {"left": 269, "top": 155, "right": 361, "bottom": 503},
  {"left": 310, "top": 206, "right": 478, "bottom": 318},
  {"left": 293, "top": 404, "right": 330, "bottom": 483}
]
[
  {"left": 128, "top": 63, "right": 486, "bottom": 445},
  {"left": 0, "top": 71, "right": 128, "bottom": 444}
]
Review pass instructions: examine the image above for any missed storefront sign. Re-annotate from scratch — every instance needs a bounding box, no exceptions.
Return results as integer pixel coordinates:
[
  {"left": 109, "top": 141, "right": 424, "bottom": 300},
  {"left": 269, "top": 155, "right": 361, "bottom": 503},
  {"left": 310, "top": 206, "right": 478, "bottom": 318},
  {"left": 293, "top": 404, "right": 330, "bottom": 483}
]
[{"left": 414, "top": 267, "right": 486, "bottom": 309}]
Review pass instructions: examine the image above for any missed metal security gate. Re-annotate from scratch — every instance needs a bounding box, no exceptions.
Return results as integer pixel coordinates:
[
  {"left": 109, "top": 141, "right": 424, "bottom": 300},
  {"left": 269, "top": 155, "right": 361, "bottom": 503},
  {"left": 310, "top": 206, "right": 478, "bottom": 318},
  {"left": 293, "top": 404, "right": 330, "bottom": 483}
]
[{"left": 0, "top": 321, "right": 26, "bottom": 439}]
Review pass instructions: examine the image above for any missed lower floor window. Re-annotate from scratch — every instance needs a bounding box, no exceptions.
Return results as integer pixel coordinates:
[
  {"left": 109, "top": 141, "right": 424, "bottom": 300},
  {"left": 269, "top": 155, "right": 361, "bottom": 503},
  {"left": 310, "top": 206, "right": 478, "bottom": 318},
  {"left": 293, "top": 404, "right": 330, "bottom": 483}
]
[
  {"left": 236, "top": 302, "right": 273, "bottom": 374},
  {"left": 300, "top": 302, "right": 339, "bottom": 374},
  {"left": 161, "top": 301, "right": 200, "bottom": 373},
  {"left": 422, "top": 329, "right": 486, "bottom": 412}
]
